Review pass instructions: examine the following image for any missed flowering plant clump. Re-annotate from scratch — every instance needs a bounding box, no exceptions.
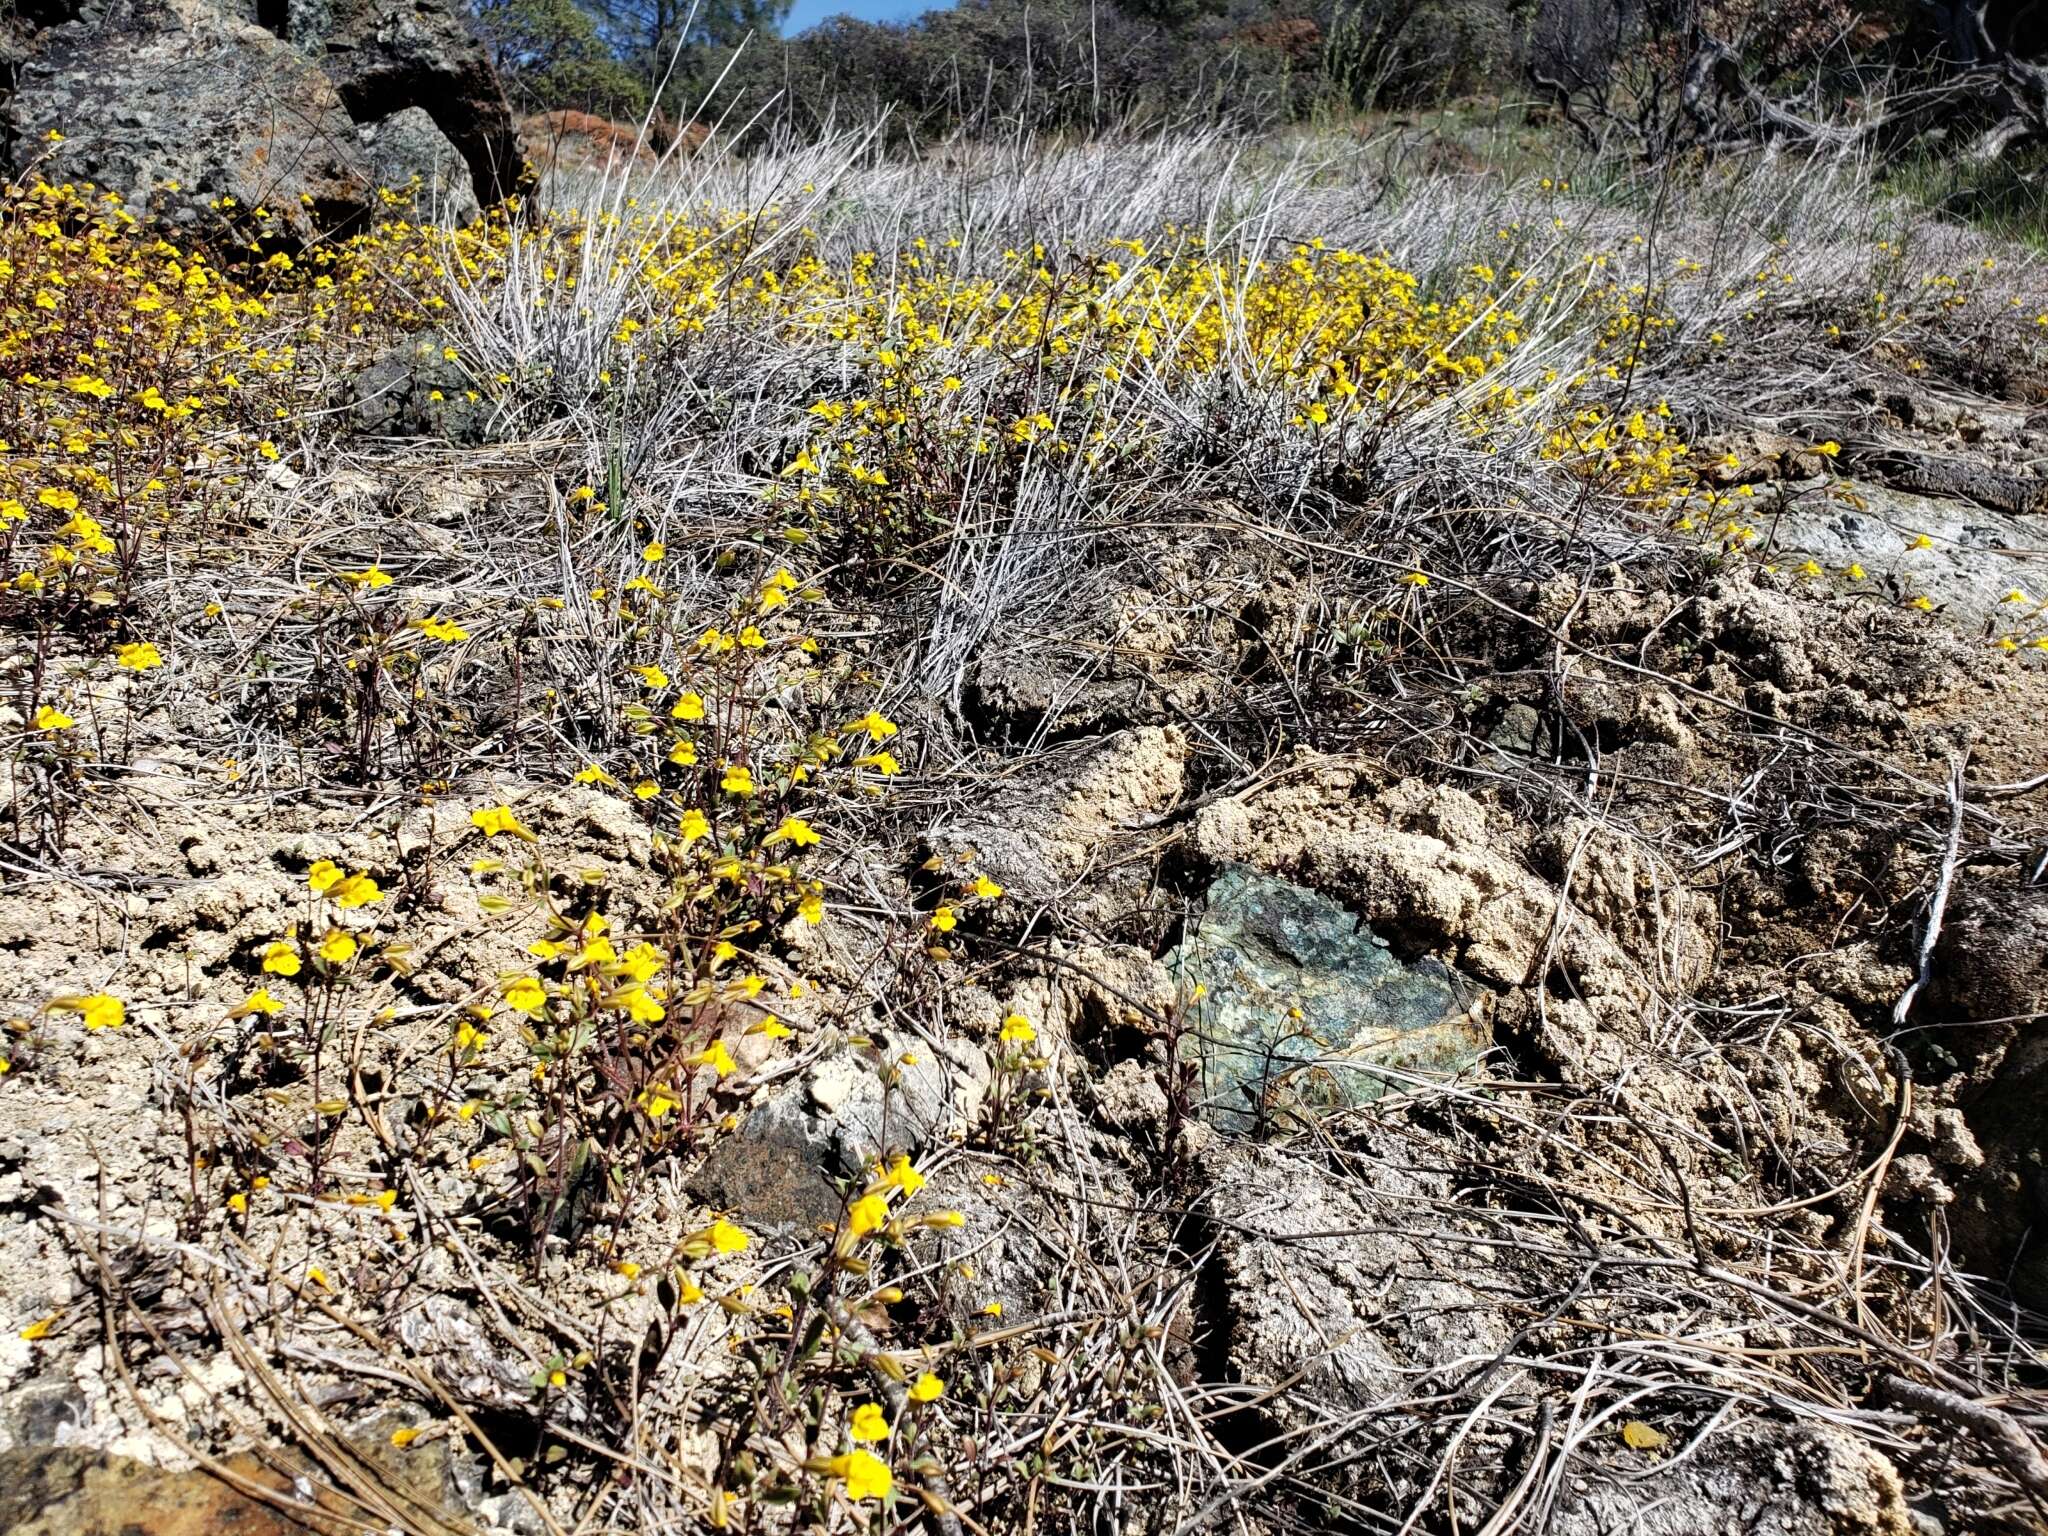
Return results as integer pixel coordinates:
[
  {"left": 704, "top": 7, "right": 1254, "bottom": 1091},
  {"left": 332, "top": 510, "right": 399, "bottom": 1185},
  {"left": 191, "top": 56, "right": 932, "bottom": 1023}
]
[
  {"left": 0, "top": 180, "right": 296, "bottom": 613},
  {"left": 419, "top": 555, "right": 898, "bottom": 1257}
]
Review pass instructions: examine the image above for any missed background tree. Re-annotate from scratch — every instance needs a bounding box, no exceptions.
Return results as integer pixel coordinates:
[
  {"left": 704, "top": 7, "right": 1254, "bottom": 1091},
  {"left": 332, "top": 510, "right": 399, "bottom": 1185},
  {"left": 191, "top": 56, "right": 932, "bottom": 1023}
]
[{"left": 472, "top": 0, "right": 653, "bottom": 115}]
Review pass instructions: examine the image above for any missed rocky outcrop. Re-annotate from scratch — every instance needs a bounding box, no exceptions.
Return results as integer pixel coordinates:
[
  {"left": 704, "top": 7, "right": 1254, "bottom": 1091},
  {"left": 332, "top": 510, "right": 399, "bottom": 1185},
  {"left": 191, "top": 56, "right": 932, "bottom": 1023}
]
[
  {"left": 0, "top": 0, "right": 521, "bottom": 240},
  {"left": 311, "top": 0, "right": 524, "bottom": 206}
]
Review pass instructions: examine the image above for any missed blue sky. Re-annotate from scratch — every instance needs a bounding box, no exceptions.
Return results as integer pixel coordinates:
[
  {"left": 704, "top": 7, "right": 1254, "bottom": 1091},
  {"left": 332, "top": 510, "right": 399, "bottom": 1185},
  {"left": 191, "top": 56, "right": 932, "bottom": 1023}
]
[{"left": 780, "top": 0, "right": 950, "bottom": 37}]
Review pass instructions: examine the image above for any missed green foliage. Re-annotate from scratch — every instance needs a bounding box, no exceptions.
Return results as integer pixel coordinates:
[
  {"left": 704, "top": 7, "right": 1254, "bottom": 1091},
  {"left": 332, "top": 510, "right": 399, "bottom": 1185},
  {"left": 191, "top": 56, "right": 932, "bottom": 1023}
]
[{"left": 471, "top": 0, "right": 652, "bottom": 116}]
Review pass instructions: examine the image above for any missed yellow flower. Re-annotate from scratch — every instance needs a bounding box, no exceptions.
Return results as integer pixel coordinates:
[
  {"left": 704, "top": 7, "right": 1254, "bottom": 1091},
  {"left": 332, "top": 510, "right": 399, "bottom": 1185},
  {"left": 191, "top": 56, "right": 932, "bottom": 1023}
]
[
  {"left": 971, "top": 874, "right": 1003, "bottom": 899},
  {"left": 1845, "top": 563, "right": 1866, "bottom": 581},
  {"left": 881, "top": 1153, "right": 925, "bottom": 1196},
  {"left": 678, "top": 808, "right": 710, "bottom": 845},
  {"left": 747, "top": 1015, "right": 792, "bottom": 1039},
  {"left": 764, "top": 815, "right": 819, "bottom": 848},
  {"left": 340, "top": 565, "right": 393, "bottom": 589},
  {"left": 848, "top": 1402, "right": 891, "bottom": 1442},
  {"left": 1815, "top": 441, "right": 1840, "bottom": 457},
  {"left": 856, "top": 751, "right": 900, "bottom": 776},
  {"left": 846, "top": 1193, "right": 890, "bottom": 1238},
  {"left": 1400, "top": 571, "right": 1429, "bottom": 587},
  {"left": 690, "top": 1040, "right": 736, "bottom": 1077},
  {"left": 470, "top": 805, "right": 532, "bottom": 840},
  {"left": 845, "top": 710, "right": 898, "bottom": 742},
  {"left": 619, "top": 987, "right": 665, "bottom": 1023},
  {"left": 907, "top": 1372, "right": 944, "bottom": 1403},
  {"left": 634, "top": 664, "right": 670, "bottom": 688},
  {"left": 261, "top": 941, "right": 301, "bottom": 977},
  {"left": 69, "top": 994, "right": 125, "bottom": 1031},
  {"left": 233, "top": 987, "right": 287, "bottom": 1018},
  {"left": 504, "top": 976, "right": 547, "bottom": 1015},
  {"left": 709, "top": 1218, "right": 750, "bottom": 1253},
  {"left": 307, "top": 859, "right": 343, "bottom": 893},
  {"left": 318, "top": 930, "right": 358, "bottom": 964},
  {"left": 34, "top": 705, "right": 75, "bottom": 730},
  {"left": 37, "top": 487, "right": 79, "bottom": 512},
  {"left": 671, "top": 691, "right": 706, "bottom": 721},
  {"left": 115, "top": 641, "right": 163, "bottom": 671},
  {"left": 410, "top": 616, "right": 468, "bottom": 643},
  {"left": 642, "top": 541, "right": 665, "bottom": 561},
  {"left": 929, "top": 906, "right": 957, "bottom": 933},
  {"left": 639, "top": 1083, "right": 680, "bottom": 1119},
  {"left": 1907, "top": 533, "right": 1933, "bottom": 550},
  {"left": 19, "top": 1313, "right": 60, "bottom": 1341},
  {"left": 332, "top": 873, "right": 382, "bottom": 909},
  {"left": 827, "top": 1449, "right": 892, "bottom": 1501},
  {"left": 720, "top": 763, "right": 755, "bottom": 796},
  {"left": 1000, "top": 1013, "right": 1036, "bottom": 1045}
]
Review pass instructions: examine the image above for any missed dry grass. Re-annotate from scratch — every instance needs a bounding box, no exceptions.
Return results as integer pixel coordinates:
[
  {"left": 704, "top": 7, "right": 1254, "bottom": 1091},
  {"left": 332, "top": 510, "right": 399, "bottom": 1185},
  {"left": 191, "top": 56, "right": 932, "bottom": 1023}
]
[{"left": 5, "top": 122, "right": 2047, "bottom": 1536}]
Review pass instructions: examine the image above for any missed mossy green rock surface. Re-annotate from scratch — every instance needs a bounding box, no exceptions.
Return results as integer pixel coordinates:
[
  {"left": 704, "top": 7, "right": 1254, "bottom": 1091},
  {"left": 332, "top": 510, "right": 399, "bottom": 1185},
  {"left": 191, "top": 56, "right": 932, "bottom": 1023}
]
[{"left": 1168, "top": 865, "right": 1488, "bottom": 1133}]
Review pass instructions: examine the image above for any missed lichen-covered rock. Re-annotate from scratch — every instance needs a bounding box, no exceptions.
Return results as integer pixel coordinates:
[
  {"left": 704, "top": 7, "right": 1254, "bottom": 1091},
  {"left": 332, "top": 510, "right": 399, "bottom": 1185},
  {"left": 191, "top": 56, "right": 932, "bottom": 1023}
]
[
  {"left": 306, "top": 0, "right": 525, "bottom": 207},
  {"left": 357, "top": 106, "right": 477, "bottom": 224},
  {"left": 1167, "top": 865, "right": 1487, "bottom": 1132},
  {"left": 1, "top": 0, "right": 521, "bottom": 238},
  {"left": 3, "top": 0, "right": 368, "bottom": 245},
  {"left": 348, "top": 332, "right": 495, "bottom": 441}
]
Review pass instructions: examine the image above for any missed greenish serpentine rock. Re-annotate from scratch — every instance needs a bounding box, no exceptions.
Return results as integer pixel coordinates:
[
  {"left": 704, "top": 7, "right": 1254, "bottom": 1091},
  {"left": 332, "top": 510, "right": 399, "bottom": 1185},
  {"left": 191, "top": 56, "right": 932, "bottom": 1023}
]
[{"left": 1167, "top": 865, "right": 1489, "bottom": 1134}]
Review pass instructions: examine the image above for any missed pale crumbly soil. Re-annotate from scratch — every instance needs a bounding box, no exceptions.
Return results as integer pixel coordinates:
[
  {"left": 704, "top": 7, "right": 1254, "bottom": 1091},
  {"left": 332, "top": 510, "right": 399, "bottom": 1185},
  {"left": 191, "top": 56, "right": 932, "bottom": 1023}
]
[{"left": 1, "top": 403, "right": 2045, "bottom": 1533}]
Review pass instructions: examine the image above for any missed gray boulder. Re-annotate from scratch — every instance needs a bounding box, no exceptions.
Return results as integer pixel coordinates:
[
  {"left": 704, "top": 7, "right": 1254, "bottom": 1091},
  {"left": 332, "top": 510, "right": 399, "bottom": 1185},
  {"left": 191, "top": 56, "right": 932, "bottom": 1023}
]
[
  {"left": 1, "top": 0, "right": 522, "bottom": 240},
  {"left": 5, "top": 0, "right": 368, "bottom": 244},
  {"left": 358, "top": 106, "right": 478, "bottom": 226}
]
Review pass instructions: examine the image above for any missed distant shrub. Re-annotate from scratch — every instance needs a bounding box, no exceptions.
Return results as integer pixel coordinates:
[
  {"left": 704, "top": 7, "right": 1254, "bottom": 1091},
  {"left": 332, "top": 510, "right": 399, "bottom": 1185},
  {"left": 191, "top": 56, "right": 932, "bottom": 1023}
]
[
  {"left": 1326, "top": 0, "right": 1531, "bottom": 108},
  {"left": 686, "top": 0, "right": 1330, "bottom": 143},
  {"left": 472, "top": 0, "right": 652, "bottom": 117}
]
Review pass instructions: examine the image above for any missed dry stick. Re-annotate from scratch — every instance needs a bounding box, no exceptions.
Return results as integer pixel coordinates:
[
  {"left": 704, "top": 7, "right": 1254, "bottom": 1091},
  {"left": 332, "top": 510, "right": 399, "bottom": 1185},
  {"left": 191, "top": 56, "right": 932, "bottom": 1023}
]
[
  {"left": 1881, "top": 1375, "right": 2048, "bottom": 1508},
  {"left": 1837, "top": 1050, "right": 1913, "bottom": 1347},
  {"left": 1891, "top": 754, "right": 1968, "bottom": 1030},
  {"left": 72, "top": 1192, "right": 408, "bottom": 1536}
]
